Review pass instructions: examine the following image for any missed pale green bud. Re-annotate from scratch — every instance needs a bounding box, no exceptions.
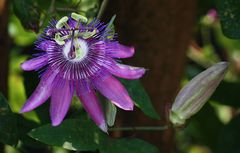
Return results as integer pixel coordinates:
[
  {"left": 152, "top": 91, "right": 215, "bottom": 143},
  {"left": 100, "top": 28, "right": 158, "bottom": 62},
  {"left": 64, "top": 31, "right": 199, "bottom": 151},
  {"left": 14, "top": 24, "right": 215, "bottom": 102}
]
[{"left": 169, "top": 62, "right": 228, "bottom": 126}]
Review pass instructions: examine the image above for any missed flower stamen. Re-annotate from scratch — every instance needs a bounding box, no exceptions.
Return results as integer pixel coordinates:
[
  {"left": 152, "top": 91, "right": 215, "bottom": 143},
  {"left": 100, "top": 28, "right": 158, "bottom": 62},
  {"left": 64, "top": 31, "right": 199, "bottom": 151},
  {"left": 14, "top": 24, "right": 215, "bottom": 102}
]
[
  {"left": 56, "top": 16, "right": 70, "bottom": 29},
  {"left": 71, "top": 12, "right": 88, "bottom": 23}
]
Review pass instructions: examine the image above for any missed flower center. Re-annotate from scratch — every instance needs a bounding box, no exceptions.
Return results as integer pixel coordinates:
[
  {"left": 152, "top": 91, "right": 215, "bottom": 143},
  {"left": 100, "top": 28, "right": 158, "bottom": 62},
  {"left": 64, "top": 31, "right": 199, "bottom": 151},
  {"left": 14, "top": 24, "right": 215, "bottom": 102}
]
[{"left": 63, "top": 39, "right": 89, "bottom": 62}]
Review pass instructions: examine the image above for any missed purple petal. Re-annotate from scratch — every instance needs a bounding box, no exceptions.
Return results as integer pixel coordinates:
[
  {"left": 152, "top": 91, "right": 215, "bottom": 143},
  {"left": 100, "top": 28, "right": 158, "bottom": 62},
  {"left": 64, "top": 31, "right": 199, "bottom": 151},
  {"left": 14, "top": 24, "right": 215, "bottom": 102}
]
[
  {"left": 36, "top": 40, "right": 56, "bottom": 51},
  {"left": 105, "top": 61, "right": 146, "bottom": 79},
  {"left": 106, "top": 42, "right": 135, "bottom": 58},
  {"left": 76, "top": 81, "right": 107, "bottom": 132},
  {"left": 20, "top": 69, "right": 57, "bottom": 113},
  {"left": 91, "top": 42, "right": 134, "bottom": 58},
  {"left": 50, "top": 79, "right": 74, "bottom": 126},
  {"left": 21, "top": 54, "right": 48, "bottom": 71},
  {"left": 93, "top": 73, "right": 134, "bottom": 110}
]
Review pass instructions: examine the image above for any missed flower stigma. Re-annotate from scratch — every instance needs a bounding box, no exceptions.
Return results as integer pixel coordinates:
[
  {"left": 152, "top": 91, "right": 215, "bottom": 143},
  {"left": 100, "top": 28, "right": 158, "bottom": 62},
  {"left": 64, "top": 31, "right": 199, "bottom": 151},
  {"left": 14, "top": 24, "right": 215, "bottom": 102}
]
[{"left": 63, "top": 38, "right": 89, "bottom": 62}]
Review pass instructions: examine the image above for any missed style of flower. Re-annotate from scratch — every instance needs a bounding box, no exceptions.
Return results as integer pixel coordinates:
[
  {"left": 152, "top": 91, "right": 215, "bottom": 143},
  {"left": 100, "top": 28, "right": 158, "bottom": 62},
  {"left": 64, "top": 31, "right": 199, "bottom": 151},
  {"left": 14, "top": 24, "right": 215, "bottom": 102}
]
[{"left": 20, "top": 13, "right": 145, "bottom": 132}]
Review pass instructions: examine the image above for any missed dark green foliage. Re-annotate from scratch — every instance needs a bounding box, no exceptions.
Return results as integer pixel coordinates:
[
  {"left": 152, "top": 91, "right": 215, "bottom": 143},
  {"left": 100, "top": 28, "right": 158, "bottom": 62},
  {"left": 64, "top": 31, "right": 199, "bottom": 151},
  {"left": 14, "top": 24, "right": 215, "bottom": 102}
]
[
  {"left": 178, "top": 103, "right": 224, "bottom": 152},
  {"left": 12, "top": 0, "right": 41, "bottom": 32},
  {"left": 120, "top": 79, "right": 160, "bottom": 119},
  {"left": 211, "top": 81, "right": 240, "bottom": 107},
  {"left": 15, "top": 115, "right": 46, "bottom": 148},
  {"left": 216, "top": 0, "right": 240, "bottom": 39},
  {"left": 0, "top": 93, "right": 18, "bottom": 146},
  {"left": 0, "top": 93, "right": 43, "bottom": 148},
  {"left": 217, "top": 115, "right": 240, "bottom": 153}
]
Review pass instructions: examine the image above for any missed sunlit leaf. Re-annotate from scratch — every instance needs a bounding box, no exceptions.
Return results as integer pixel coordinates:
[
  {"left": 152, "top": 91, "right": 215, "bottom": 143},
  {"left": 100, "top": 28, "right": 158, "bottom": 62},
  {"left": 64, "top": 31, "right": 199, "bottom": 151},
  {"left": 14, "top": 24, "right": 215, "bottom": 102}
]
[{"left": 8, "top": 16, "right": 37, "bottom": 46}]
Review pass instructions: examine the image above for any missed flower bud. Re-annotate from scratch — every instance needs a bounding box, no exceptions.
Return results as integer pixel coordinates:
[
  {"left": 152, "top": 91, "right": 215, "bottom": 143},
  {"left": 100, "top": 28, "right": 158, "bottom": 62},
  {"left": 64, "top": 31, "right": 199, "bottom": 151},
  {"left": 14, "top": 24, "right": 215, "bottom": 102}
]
[{"left": 169, "top": 62, "right": 228, "bottom": 126}]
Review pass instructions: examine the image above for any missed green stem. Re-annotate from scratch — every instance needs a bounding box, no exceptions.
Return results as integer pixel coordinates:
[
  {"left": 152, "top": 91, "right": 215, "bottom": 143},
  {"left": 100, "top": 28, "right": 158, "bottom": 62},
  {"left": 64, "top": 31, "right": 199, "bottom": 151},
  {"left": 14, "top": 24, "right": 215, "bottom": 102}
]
[
  {"left": 49, "top": 0, "right": 56, "bottom": 13},
  {"left": 109, "top": 125, "right": 169, "bottom": 131},
  {"left": 97, "top": 0, "right": 109, "bottom": 19},
  {"left": 39, "top": 0, "right": 56, "bottom": 28}
]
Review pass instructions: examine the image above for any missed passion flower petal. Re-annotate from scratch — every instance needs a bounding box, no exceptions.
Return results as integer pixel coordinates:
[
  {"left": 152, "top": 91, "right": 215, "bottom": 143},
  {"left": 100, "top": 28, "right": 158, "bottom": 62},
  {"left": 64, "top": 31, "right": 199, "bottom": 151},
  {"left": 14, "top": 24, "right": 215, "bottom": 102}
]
[
  {"left": 106, "top": 42, "right": 135, "bottom": 58},
  {"left": 76, "top": 81, "right": 107, "bottom": 132},
  {"left": 106, "top": 61, "right": 146, "bottom": 79},
  {"left": 93, "top": 73, "right": 134, "bottom": 110},
  {"left": 20, "top": 69, "right": 57, "bottom": 113},
  {"left": 21, "top": 54, "right": 48, "bottom": 71},
  {"left": 50, "top": 79, "right": 74, "bottom": 126}
]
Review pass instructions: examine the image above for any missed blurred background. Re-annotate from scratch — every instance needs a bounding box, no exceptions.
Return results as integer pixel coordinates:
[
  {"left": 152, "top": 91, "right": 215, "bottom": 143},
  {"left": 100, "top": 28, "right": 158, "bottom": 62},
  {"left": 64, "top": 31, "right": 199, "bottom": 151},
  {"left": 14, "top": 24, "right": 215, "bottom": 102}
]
[{"left": 1, "top": 0, "right": 240, "bottom": 153}]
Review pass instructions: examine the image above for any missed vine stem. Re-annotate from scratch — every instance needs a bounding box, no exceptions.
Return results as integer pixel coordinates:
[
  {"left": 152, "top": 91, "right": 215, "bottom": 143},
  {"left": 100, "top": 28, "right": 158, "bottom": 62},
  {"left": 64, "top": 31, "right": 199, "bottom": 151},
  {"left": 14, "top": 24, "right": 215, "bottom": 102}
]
[
  {"left": 97, "top": 0, "right": 109, "bottom": 19},
  {"left": 49, "top": 0, "right": 56, "bottom": 13},
  {"left": 39, "top": 0, "right": 56, "bottom": 28},
  {"left": 109, "top": 125, "right": 169, "bottom": 131}
]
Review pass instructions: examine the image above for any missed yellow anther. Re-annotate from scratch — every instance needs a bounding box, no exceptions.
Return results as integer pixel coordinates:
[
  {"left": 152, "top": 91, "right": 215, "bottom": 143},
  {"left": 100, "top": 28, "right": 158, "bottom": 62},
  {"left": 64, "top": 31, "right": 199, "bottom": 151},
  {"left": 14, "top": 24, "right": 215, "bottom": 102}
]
[
  {"left": 54, "top": 33, "right": 65, "bottom": 45},
  {"left": 56, "top": 16, "right": 69, "bottom": 29},
  {"left": 81, "top": 29, "right": 97, "bottom": 39},
  {"left": 71, "top": 13, "right": 88, "bottom": 23}
]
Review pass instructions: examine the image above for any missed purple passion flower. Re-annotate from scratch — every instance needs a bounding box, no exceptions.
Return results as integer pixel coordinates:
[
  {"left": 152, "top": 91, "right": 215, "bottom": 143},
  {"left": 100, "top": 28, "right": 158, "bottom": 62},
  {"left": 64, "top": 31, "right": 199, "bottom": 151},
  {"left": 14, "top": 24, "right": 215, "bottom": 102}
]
[{"left": 20, "top": 13, "right": 145, "bottom": 132}]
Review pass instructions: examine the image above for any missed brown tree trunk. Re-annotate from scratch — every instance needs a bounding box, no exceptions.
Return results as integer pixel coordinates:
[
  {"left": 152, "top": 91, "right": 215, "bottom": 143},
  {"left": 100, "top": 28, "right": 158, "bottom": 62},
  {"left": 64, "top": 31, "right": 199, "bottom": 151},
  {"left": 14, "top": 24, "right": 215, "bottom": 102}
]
[
  {"left": 103, "top": 0, "right": 196, "bottom": 153},
  {"left": 0, "top": 0, "right": 9, "bottom": 151},
  {"left": 0, "top": 0, "right": 9, "bottom": 98}
]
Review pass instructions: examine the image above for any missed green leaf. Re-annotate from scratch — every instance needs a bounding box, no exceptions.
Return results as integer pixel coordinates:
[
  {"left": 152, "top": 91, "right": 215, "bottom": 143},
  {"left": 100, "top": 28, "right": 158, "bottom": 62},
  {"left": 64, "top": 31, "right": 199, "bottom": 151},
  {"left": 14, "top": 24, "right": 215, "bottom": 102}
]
[
  {"left": 120, "top": 79, "right": 160, "bottom": 119},
  {"left": 0, "top": 93, "right": 47, "bottom": 148},
  {"left": 216, "top": 0, "right": 240, "bottom": 39},
  {"left": 12, "top": 0, "right": 41, "bottom": 32},
  {"left": 29, "top": 118, "right": 105, "bottom": 151},
  {"left": 0, "top": 93, "right": 18, "bottom": 146},
  {"left": 100, "top": 138, "right": 159, "bottom": 153},
  {"left": 217, "top": 115, "right": 240, "bottom": 153},
  {"left": 15, "top": 115, "right": 46, "bottom": 148},
  {"left": 29, "top": 117, "right": 160, "bottom": 152}
]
